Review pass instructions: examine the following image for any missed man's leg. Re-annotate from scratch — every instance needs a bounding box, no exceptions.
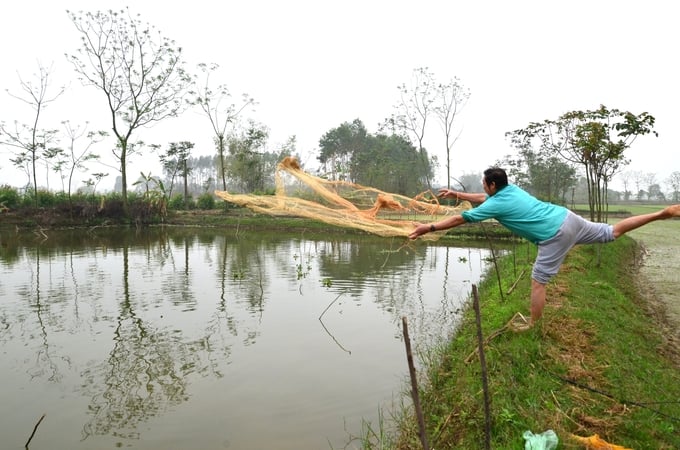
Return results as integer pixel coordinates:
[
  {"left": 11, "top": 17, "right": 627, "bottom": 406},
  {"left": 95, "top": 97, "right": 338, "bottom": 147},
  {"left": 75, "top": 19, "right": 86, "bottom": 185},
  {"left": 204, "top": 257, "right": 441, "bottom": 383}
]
[
  {"left": 613, "top": 204, "right": 680, "bottom": 238},
  {"left": 530, "top": 279, "right": 547, "bottom": 324}
]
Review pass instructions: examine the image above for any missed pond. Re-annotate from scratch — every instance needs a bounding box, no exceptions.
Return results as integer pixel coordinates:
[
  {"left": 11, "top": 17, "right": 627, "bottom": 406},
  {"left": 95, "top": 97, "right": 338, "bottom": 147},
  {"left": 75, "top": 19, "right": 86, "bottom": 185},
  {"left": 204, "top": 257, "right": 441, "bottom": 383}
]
[{"left": 0, "top": 227, "right": 495, "bottom": 450}]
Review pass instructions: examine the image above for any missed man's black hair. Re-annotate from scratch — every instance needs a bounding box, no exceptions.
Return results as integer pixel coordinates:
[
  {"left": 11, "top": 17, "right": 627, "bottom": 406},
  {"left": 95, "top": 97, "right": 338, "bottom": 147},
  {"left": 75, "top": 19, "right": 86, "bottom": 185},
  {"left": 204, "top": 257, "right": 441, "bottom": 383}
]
[{"left": 483, "top": 167, "right": 508, "bottom": 189}]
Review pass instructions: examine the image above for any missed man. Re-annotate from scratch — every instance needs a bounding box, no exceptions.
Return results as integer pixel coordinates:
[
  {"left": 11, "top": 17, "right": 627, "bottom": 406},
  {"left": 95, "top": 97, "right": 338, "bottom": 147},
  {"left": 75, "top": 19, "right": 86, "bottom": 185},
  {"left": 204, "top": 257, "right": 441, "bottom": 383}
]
[{"left": 409, "top": 167, "right": 680, "bottom": 327}]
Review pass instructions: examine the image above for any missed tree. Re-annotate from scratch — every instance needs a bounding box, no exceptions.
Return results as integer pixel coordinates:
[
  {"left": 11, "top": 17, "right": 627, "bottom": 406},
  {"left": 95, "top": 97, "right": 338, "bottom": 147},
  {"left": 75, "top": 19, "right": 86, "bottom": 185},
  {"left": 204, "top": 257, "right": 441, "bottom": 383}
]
[
  {"left": 160, "top": 141, "right": 194, "bottom": 207},
  {"left": 226, "top": 121, "right": 270, "bottom": 192},
  {"left": 630, "top": 170, "right": 646, "bottom": 201},
  {"left": 507, "top": 105, "right": 657, "bottom": 221},
  {"left": 352, "top": 133, "right": 430, "bottom": 196},
  {"left": 456, "top": 172, "right": 484, "bottom": 193},
  {"left": 502, "top": 135, "right": 576, "bottom": 203},
  {"left": 67, "top": 8, "right": 192, "bottom": 215},
  {"left": 0, "top": 63, "right": 64, "bottom": 206},
  {"left": 434, "top": 76, "right": 470, "bottom": 189},
  {"left": 618, "top": 171, "right": 633, "bottom": 201},
  {"left": 318, "top": 120, "right": 432, "bottom": 195},
  {"left": 666, "top": 171, "right": 680, "bottom": 202},
  {"left": 383, "top": 67, "right": 437, "bottom": 189},
  {"left": 317, "top": 119, "right": 368, "bottom": 181},
  {"left": 59, "top": 121, "right": 106, "bottom": 209},
  {"left": 192, "top": 63, "right": 256, "bottom": 190},
  {"left": 643, "top": 173, "right": 657, "bottom": 201}
]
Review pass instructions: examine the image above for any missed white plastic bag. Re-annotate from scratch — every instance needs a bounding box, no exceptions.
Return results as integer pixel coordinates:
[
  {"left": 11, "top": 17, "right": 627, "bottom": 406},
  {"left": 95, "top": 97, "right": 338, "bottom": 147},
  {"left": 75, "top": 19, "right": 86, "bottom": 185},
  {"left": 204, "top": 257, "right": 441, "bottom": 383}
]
[{"left": 523, "top": 429, "right": 559, "bottom": 450}]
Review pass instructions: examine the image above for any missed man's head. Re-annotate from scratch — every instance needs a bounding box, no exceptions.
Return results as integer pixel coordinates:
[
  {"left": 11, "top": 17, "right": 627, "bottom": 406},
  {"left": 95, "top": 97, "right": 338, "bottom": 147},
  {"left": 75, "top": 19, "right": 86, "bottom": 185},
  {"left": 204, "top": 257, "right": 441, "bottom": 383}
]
[{"left": 482, "top": 167, "right": 508, "bottom": 195}]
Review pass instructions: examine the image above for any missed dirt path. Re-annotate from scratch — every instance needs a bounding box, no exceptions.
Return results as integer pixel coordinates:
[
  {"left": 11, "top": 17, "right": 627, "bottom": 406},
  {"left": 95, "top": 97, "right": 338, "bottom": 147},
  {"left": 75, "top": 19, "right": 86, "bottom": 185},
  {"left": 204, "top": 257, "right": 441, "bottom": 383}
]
[{"left": 625, "top": 220, "right": 680, "bottom": 347}]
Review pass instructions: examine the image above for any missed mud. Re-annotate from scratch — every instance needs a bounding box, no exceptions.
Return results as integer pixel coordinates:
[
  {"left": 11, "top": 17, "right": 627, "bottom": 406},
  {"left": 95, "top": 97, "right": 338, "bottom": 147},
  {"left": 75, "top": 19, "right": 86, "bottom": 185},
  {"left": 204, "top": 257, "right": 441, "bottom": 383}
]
[{"left": 625, "top": 220, "right": 680, "bottom": 355}]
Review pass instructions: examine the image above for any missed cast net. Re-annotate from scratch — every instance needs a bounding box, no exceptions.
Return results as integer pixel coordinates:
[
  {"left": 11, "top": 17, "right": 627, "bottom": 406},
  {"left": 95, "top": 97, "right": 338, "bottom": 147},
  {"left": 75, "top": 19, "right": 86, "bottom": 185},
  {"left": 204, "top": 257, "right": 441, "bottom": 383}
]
[{"left": 214, "top": 156, "right": 471, "bottom": 240}]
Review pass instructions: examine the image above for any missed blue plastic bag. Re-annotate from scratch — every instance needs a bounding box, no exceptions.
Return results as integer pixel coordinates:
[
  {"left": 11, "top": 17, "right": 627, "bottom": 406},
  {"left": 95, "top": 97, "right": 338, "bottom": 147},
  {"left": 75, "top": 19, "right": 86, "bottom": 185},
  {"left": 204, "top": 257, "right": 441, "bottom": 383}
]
[{"left": 523, "top": 429, "right": 559, "bottom": 450}]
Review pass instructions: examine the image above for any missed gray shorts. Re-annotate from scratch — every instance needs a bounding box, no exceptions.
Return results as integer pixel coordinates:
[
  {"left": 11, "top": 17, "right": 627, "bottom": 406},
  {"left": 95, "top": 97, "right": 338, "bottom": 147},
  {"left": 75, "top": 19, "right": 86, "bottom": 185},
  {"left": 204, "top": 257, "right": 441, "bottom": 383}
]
[{"left": 532, "top": 211, "right": 614, "bottom": 284}]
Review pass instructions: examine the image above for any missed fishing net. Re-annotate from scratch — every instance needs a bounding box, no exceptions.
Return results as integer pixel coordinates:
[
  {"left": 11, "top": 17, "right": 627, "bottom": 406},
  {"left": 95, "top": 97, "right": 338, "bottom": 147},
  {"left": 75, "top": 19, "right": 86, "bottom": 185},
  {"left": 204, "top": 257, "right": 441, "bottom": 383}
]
[
  {"left": 214, "top": 156, "right": 471, "bottom": 240},
  {"left": 570, "top": 434, "right": 632, "bottom": 450}
]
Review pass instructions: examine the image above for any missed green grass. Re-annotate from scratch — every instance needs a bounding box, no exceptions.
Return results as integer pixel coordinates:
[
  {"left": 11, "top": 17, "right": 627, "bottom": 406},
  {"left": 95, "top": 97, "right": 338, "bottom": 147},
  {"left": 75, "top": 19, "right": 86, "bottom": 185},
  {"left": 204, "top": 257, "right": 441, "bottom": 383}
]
[{"left": 389, "top": 237, "right": 680, "bottom": 449}]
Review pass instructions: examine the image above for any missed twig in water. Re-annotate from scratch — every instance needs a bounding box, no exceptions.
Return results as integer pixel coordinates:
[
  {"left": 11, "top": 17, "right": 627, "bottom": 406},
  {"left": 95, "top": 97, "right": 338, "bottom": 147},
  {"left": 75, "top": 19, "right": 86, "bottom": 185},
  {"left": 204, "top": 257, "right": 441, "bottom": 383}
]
[
  {"left": 25, "top": 413, "right": 46, "bottom": 449},
  {"left": 319, "top": 292, "right": 344, "bottom": 320},
  {"left": 318, "top": 291, "right": 351, "bottom": 354}
]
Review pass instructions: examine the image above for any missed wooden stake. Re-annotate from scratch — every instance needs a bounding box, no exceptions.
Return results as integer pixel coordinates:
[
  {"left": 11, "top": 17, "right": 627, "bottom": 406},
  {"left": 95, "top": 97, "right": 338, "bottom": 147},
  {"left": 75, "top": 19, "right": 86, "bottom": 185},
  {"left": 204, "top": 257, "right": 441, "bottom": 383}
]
[
  {"left": 402, "top": 316, "right": 430, "bottom": 450},
  {"left": 472, "top": 285, "right": 492, "bottom": 450}
]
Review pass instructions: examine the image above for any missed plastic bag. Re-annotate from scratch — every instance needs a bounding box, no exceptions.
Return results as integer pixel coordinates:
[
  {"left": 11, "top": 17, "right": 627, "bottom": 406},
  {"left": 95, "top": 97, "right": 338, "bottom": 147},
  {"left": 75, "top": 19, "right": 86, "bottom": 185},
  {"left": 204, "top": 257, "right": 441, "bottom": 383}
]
[{"left": 523, "top": 429, "right": 559, "bottom": 450}]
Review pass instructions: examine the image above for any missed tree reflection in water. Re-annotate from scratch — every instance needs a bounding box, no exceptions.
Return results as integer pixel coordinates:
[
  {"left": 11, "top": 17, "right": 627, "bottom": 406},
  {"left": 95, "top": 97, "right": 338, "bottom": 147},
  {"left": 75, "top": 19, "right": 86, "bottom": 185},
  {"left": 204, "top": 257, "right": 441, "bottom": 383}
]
[{"left": 0, "top": 227, "right": 497, "bottom": 449}]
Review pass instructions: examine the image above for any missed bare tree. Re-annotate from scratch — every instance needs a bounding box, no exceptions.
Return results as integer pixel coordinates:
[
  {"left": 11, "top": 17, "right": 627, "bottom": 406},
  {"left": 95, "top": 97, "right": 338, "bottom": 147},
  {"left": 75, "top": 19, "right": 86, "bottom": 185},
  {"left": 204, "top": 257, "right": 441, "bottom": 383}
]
[
  {"left": 0, "top": 63, "right": 64, "bottom": 206},
  {"left": 630, "top": 170, "right": 645, "bottom": 201},
  {"left": 60, "top": 121, "right": 107, "bottom": 208},
  {"left": 643, "top": 172, "right": 657, "bottom": 201},
  {"left": 618, "top": 170, "right": 633, "bottom": 201},
  {"left": 383, "top": 67, "right": 437, "bottom": 189},
  {"left": 67, "top": 8, "right": 192, "bottom": 214},
  {"left": 434, "top": 77, "right": 470, "bottom": 189},
  {"left": 666, "top": 171, "right": 680, "bottom": 202},
  {"left": 192, "top": 63, "right": 256, "bottom": 190}
]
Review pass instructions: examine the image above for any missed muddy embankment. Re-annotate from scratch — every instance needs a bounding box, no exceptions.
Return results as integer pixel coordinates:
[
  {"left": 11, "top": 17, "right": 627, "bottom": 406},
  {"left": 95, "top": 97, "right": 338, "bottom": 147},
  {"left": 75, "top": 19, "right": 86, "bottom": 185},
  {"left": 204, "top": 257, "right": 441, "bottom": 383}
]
[{"left": 626, "top": 220, "right": 680, "bottom": 352}]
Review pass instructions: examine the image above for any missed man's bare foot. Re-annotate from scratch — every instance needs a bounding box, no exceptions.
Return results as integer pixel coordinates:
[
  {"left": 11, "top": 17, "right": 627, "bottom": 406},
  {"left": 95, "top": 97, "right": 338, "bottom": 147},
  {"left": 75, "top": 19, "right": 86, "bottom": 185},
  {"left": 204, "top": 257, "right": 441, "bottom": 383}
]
[
  {"left": 665, "top": 204, "right": 680, "bottom": 218},
  {"left": 509, "top": 312, "right": 533, "bottom": 332}
]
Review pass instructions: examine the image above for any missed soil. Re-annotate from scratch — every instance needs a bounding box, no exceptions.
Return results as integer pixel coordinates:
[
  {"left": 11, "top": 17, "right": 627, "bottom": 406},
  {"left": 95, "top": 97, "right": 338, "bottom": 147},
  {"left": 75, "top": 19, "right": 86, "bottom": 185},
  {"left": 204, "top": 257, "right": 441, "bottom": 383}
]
[{"left": 626, "top": 220, "right": 680, "bottom": 363}]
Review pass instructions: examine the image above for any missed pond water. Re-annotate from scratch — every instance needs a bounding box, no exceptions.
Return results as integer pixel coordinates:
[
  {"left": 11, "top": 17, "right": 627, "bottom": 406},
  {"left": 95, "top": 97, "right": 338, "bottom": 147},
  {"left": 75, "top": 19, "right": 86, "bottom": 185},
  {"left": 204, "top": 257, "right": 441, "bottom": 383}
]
[{"left": 0, "top": 227, "right": 494, "bottom": 450}]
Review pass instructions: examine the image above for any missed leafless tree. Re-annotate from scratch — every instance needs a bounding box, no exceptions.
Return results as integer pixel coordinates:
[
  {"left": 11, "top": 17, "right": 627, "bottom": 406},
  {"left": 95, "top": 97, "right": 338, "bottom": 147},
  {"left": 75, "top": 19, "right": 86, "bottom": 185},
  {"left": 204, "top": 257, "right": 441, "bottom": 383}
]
[
  {"left": 0, "top": 63, "right": 64, "bottom": 206},
  {"left": 67, "top": 8, "right": 192, "bottom": 214}
]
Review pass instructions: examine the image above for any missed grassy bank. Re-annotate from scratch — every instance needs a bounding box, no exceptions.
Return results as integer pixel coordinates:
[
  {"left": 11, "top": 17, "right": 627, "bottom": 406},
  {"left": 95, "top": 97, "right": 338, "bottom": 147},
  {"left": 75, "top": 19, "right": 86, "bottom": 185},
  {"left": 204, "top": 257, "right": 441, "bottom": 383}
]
[{"left": 390, "top": 237, "right": 680, "bottom": 449}]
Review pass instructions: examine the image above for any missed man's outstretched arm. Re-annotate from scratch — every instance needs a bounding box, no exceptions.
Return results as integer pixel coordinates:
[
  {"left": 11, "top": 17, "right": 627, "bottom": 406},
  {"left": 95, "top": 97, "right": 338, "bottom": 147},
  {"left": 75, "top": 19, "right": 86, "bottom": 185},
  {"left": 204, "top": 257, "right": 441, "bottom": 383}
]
[
  {"left": 409, "top": 215, "right": 467, "bottom": 240},
  {"left": 438, "top": 188, "right": 487, "bottom": 204}
]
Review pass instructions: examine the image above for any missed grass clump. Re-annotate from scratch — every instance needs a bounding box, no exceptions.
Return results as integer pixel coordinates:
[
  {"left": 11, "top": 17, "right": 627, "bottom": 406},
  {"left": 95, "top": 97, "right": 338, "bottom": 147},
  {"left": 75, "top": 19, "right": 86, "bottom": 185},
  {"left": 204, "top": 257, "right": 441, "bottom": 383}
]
[{"left": 392, "top": 237, "right": 680, "bottom": 449}]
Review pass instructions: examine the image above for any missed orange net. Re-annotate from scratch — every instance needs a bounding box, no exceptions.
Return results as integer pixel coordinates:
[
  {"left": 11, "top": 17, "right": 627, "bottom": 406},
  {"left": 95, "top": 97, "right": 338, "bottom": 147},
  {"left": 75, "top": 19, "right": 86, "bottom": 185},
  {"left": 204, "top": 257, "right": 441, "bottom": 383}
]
[
  {"left": 570, "top": 434, "right": 632, "bottom": 450},
  {"left": 214, "top": 156, "right": 470, "bottom": 240}
]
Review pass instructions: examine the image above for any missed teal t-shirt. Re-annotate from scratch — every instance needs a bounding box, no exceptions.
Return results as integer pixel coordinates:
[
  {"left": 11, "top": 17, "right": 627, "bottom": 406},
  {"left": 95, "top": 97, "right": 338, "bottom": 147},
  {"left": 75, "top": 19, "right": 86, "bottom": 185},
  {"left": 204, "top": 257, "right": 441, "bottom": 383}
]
[{"left": 460, "top": 184, "right": 568, "bottom": 243}]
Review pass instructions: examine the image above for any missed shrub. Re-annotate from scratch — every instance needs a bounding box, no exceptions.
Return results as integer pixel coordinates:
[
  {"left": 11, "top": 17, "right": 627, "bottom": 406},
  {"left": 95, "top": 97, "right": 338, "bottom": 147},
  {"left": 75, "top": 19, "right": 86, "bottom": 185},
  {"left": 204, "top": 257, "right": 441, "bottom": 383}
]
[
  {"left": 196, "top": 193, "right": 215, "bottom": 210},
  {"left": 168, "top": 193, "right": 185, "bottom": 210},
  {"left": 0, "top": 185, "right": 20, "bottom": 209}
]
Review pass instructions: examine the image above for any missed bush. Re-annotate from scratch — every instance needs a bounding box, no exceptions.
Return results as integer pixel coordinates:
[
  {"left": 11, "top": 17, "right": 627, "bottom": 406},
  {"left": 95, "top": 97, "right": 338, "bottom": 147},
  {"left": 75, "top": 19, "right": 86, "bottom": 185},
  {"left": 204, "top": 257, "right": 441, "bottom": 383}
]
[
  {"left": 196, "top": 193, "right": 215, "bottom": 210},
  {"left": 0, "top": 185, "right": 20, "bottom": 209},
  {"left": 168, "top": 194, "right": 185, "bottom": 210},
  {"left": 168, "top": 193, "right": 195, "bottom": 210}
]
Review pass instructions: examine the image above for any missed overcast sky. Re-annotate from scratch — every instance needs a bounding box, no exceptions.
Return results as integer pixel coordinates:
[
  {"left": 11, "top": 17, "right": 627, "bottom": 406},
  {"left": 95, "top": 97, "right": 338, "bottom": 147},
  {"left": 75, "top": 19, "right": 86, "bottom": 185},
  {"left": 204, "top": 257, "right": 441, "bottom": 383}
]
[{"left": 1, "top": 0, "right": 678, "bottom": 192}]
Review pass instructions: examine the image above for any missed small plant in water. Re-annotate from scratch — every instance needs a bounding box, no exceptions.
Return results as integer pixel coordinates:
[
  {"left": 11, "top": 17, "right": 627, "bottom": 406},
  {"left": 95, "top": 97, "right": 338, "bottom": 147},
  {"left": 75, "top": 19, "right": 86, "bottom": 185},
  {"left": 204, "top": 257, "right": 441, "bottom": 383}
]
[
  {"left": 322, "top": 277, "right": 333, "bottom": 287},
  {"left": 458, "top": 256, "right": 468, "bottom": 263},
  {"left": 232, "top": 268, "right": 246, "bottom": 280}
]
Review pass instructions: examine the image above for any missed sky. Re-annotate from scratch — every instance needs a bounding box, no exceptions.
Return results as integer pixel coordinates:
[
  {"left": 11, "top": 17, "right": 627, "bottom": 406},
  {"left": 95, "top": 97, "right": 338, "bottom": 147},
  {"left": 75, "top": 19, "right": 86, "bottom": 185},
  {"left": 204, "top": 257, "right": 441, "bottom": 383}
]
[{"left": 1, "top": 0, "right": 678, "bottom": 193}]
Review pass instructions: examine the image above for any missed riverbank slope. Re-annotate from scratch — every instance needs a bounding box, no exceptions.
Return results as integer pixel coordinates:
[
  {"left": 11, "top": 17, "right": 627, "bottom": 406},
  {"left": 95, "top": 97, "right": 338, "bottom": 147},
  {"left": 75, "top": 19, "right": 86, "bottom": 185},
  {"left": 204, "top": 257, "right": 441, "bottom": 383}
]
[{"left": 392, "top": 235, "right": 680, "bottom": 449}]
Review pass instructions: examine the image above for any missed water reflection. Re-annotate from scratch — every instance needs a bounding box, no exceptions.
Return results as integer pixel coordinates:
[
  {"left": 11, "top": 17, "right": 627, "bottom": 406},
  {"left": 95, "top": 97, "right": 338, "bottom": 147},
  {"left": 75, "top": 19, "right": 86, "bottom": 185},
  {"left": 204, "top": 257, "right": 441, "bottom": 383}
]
[{"left": 0, "top": 227, "right": 495, "bottom": 450}]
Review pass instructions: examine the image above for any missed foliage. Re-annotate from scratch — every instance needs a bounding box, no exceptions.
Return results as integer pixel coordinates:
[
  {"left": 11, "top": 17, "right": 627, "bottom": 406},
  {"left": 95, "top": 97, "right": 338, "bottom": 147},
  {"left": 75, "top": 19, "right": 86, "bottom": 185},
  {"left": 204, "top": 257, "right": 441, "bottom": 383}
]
[
  {"left": 501, "top": 137, "right": 576, "bottom": 203},
  {"left": 159, "top": 141, "right": 194, "bottom": 208},
  {"left": 225, "top": 121, "right": 287, "bottom": 193},
  {"left": 168, "top": 193, "right": 189, "bottom": 210},
  {"left": 507, "top": 105, "right": 657, "bottom": 221},
  {"left": 196, "top": 193, "right": 215, "bottom": 210},
  {"left": 0, "top": 185, "right": 21, "bottom": 210},
  {"left": 317, "top": 119, "right": 432, "bottom": 196}
]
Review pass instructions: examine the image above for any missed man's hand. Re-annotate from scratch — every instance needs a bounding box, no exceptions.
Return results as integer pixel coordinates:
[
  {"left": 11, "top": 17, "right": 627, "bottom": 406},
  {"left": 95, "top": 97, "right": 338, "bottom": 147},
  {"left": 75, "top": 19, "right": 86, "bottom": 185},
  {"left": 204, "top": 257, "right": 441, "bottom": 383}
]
[
  {"left": 408, "top": 223, "right": 430, "bottom": 240},
  {"left": 437, "top": 188, "right": 456, "bottom": 199}
]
